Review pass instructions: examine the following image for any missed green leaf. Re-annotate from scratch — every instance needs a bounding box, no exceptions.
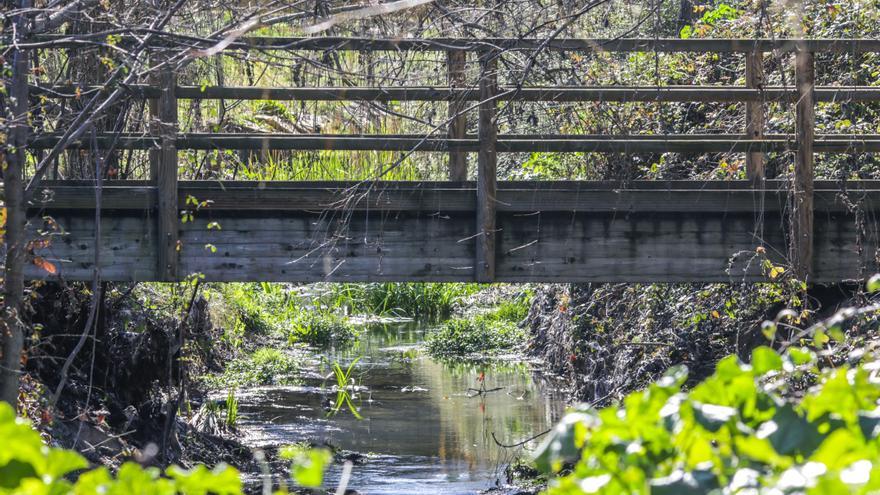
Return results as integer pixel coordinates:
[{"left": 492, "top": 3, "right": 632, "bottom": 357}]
[
  {"left": 43, "top": 448, "right": 88, "bottom": 480},
  {"left": 692, "top": 401, "right": 737, "bottom": 432},
  {"left": 650, "top": 469, "right": 719, "bottom": 495},
  {"left": 868, "top": 274, "right": 880, "bottom": 293},
  {"left": 758, "top": 404, "right": 824, "bottom": 456},
  {"left": 752, "top": 346, "right": 783, "bottom": 375},
  {"left": 534, "top": 410, "right": 599, "bottom": 473},
  {"left": 289, "top": 448, "right": 331, "bottom": 488}
]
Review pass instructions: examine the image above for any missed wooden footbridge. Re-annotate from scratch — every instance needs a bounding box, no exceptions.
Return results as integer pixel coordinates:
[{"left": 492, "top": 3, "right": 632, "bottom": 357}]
[{"left": 14, "top": 37, "right": 880, "bottom": 283}]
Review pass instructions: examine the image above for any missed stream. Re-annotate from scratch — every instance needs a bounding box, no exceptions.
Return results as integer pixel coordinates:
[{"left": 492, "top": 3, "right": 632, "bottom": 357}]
[{"left": 233, "top": 321, "right": 564, "bottom": 494}]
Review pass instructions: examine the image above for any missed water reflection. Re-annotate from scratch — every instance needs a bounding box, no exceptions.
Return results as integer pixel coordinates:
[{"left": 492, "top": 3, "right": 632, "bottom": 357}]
[{"left": 237, "top": 321, "right": 564, "bottom": 494}]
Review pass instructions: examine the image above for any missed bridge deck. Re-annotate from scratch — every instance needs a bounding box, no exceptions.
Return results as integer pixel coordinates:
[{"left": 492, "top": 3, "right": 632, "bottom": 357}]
[{"left": 22, "top": 180, "right": 879, "bottom": 283}]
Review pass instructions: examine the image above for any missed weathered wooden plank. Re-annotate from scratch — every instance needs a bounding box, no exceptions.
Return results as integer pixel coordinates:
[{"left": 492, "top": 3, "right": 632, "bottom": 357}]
[
  {"left": 447, "top": 50, "right": 468, "bottom": 181},
  {"left": 156, "top": 68, "right": 179, "bottom": 281},
  {"left": 31, "top": 85, "right": 880, "bottom": 102},
  {"left": 745, "top": 51, "right": 765, "bottom": 182},
  {"left": 28, "top": 181, "right": 880, "bottom": 214},
  {"left": 20, "top": 204, "right": 877, "bottom": 283},
  {"left": 476, "top": 50, "right": 498, "bottom": 282},
  {"left": 792, "top": 49, "right": 815, "bottom": 280},
  {"left": 30, "top": 132, "right": 880, "bottom": 153},
  {"left": 24, "top": 36, "right": 880, "bottom": 53}
]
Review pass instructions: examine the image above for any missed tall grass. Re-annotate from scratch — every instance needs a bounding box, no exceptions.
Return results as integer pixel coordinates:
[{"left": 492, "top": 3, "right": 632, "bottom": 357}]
[{"left": 324, "top": 283, "right": 481, "bottom": 320}]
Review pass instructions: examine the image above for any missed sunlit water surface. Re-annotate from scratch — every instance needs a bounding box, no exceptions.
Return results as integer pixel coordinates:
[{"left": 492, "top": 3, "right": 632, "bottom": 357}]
[{"left": 235, "top": 321, "right": 564, "bottom": 494}]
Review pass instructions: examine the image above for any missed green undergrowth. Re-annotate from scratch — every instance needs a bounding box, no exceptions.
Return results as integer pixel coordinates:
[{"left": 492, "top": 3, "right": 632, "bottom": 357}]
[
  {"left": 287, "top": 311, "right": 358, "bottom": 347},
  {"left": 426, "top": 302, "right": 529, "bottom": 359},
  {"left": 202, "top": 347, "right": 300, "bottom": 389},
  {"left": 536, "top": 342, "right": 880, "bottom": 494},
  {"left": 323, "top": 283, "right": 481, "bottom": 320},
  {"left": 0, "top": 402, "right": 333, "bottom": 494},
  {"left": 425, "top": 290, "right": 532, "bottom": 359},
  {"left": 210, "top": 283, "right": 357, "bottom": 348}
]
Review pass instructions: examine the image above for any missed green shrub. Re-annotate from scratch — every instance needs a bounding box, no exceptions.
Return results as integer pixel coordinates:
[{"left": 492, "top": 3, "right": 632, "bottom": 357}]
[
  {"left": 204, "top": 347, "right": 299, "bottom": 388},
  {"left": 536, "top": 346, "right": 880, "bottom": 494},
  {"left": 288, "top": 311, "right": 357, "bottom": 347},
  {"left": 0, "top": 400, "right": 242, "bottom": 494},
  {"left": 425, "top": 315, "right": 526, "bottom": 358},
  {"left": 0, "top": 401, "right": 332, "bottom": 494},
  {"left": 488, "top": 291, "right": 533, "bottom": 323}
]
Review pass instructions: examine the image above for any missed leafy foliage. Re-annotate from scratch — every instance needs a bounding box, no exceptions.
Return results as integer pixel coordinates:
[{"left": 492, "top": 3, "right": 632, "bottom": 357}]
[
  {"left": 203, "top": 347, "right": 300, "bottom": 388},
  {"left": 535, "top": 346, "right": 880, "bottom": 494},
  {"left": 288, "top": 311, "right": 358, "bottom": 347},
  {"left": 0, "top": 401, "right": 242, "bottom": 494},
  {"left": 426, "top": 314, "right": 526, "bottom": 359},
  {"left": 325, "top": 282, "right": 480, "bottom": 320}
]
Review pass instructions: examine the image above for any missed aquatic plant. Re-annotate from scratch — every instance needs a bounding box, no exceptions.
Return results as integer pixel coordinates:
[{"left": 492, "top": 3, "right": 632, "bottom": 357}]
[
  {"left": 327, "top": 358, "right": 363, "bottom": 419},
  {"left": 325, "top": 282, "right": 481, "bottom": 319},
  {"left": 202, "top": 347, "right": 300, "bottom": 389},
  {"left": 288, "top": 310, "right": 358, "bottom": 347},
  {"left": 224, "top": 390, "right": 239, "bottom": 429},
  {"left": 426, "top": 314, "right": 527, "bottom": 359}
]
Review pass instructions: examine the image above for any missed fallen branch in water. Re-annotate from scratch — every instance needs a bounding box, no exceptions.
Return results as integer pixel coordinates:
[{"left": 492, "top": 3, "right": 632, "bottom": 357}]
[
  {"left": 466, "top": 386, "right": 504, "bottom": 397},
  {"left": 492, "top": 429, "right": 551, "bottom": 448}
]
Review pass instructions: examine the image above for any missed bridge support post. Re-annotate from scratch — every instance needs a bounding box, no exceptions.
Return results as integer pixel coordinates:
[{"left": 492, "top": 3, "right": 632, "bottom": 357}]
[
  {"left": 792, "top": 48, "right": 815, "bottom": 281},
  {"left": 155, "top": 66, "right": 179, "bottom": 281},
  {"left": 447, "top": 50, "right": 468, "bottom": 181},
  {"left": 476, "top": 50, "right": 498, "bottom": 283},
  {"left": 745, "top": 50, "right": 765, "bottom": 182}
]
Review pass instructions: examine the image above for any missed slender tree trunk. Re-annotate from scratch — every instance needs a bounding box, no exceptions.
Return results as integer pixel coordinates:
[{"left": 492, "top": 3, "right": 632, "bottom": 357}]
[{"left": 1, "top": 0, "right": 31, "bottom": 406}]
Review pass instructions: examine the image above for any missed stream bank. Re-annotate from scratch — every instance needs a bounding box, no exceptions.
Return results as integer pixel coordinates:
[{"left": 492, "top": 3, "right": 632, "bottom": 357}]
[{"left": 525, "top": 282, "right": 863, "bottom": 405}]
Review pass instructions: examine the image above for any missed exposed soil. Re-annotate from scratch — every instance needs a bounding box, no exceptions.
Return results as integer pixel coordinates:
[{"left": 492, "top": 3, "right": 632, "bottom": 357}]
[{"left": 20, "top": 282, "right": 262, "bottom": 478}]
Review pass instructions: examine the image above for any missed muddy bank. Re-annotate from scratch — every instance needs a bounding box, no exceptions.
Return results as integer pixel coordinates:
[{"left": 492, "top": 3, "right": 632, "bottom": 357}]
[
  {"left": 525, "top": 282, "right": 861, "bottom": 405},
  {"left": 20, "top": 282, "right": 264, "bottom": 478}
]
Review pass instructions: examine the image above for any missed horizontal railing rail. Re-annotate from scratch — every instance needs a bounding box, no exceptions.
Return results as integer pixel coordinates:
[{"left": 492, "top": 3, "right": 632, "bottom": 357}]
[
  {"left": 27, "top": 133, "right": 880, "bottom": 152},
  {"left": 30, "top": 84, "right": 880, "bottom": 102},
  {"left": 15, "top": 35, "right": 880, "bottom": 52}
]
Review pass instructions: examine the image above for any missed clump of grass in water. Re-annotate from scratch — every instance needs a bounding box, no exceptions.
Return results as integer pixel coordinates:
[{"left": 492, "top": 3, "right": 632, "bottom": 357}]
[
  {"left": 202, "top": 347, "right": 300, "bottom": 388},
  {"left": 425, "top": 293, "right": 532, "bottom": 358},
  {"left": 426, "top": 315, "right": 527, "bottom": 359},
  {"left": 288, "top": 310, "right": 358, "bottom": 347},
  {"left": 225, "top": 390, "right": 239, "bottom": 428},
  {"left": 326, "top": 283, "right": 481, "bottom": 319}
]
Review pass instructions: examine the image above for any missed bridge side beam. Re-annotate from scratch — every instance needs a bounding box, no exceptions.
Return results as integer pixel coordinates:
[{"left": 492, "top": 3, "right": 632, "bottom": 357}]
[
  {"left": 792, "top": 48, "right": 815, "bottom": 281},
  {"left": 476, "top": 50, "right": 498, "bottom": 283}
]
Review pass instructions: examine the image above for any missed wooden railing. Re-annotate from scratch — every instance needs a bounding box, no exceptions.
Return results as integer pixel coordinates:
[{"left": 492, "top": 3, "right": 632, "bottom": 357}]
[{"left": 17, "top": 37, "right": 880, "bottom": 283}]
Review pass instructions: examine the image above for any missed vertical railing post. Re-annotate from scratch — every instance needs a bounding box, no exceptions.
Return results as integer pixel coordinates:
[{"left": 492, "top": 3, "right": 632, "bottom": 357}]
[
  {"left": 156, "top": 66, "right": 179, "bottom": 281},
  {"left": 745, "top": 50, "right": 765, "bottom": 182},
  {"left": 476, "top": 49, "right": 498, "bottom": 283},
  {"left": 792, "top": 47, "right": 815, "bottom": 281},
  {"left": 447, "top": 49, "right": 468, "bottom": 181}
]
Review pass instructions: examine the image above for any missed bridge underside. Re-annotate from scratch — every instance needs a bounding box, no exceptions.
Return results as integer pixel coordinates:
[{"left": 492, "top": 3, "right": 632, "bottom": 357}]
[{"left": 21, "top": 180, "right": 880, "bottom": 284}]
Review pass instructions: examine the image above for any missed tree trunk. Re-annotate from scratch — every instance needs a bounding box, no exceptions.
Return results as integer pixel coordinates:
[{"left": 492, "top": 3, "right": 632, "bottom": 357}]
[{"left": 1, "top": 0, "right": 31, "bottom": 407}]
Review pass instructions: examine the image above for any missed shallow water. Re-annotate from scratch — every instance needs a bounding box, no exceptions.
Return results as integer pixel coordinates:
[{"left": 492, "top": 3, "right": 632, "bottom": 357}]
[{"left": 236, "top": 321, "right": 564, "bottom": 494}]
